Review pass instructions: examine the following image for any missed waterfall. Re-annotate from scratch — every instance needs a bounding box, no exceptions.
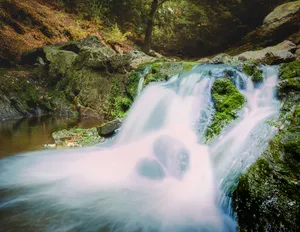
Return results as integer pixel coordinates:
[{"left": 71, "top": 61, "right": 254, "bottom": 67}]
[{"left": 0, "top": 64, "right": 279, "bottom": 232}]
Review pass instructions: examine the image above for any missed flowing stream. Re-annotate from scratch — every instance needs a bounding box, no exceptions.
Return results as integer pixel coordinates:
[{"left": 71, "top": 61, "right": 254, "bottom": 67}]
[{"left": 0, "top": 64, "right": 279, "bottom": 232}]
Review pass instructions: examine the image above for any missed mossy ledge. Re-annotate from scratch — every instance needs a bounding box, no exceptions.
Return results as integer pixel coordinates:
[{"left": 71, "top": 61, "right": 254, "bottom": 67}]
[
  {"left": 206, "top": 78, "right": 245, "bottom": 140},
  {"left": 104, "top": 61, "right": 198, "bottom": 120},
  {"left": 232, "top": 61, "right": 300, "bottom": 231}
]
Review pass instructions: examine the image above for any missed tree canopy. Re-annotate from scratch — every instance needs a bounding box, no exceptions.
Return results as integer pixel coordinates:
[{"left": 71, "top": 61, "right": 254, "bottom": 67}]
[{"left": 56, "top": 0, "right": 289, "bottom": 57}]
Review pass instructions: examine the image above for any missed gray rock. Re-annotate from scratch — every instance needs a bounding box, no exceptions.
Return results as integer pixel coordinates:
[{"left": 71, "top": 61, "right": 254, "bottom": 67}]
[
  {"left": 75, "top": 46, "right": 115, "bottom": 69},
  {"left": 97, "top": 118, "right": 122, "bottom": 137},
  {"left": 128, "top": 50, "right": 156, "bottom": 69},
  {"left": 262, "top": 1, "right": 300, "bottom": 37},
  {"left": 235, "top": 40, "right": 297, "bottom": 65}
]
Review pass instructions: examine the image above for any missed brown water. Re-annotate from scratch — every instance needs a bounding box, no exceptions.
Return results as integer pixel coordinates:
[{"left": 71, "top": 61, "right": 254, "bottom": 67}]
[{"left": 0, "top": 116, "right": 102, "bottom": 157}]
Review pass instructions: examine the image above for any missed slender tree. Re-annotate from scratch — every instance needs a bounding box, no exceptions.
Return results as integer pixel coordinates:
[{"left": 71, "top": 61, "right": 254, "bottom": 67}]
[{"left": 143, "top": 0, "right": 169, "bottom": 54}]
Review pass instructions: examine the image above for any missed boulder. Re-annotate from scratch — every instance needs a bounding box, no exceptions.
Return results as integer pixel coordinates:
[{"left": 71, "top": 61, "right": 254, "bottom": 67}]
[
  {"left": 97, "top": 118, "right": 122, "bottom": 137},
  {"left": 235, "top": 40, "right": 297, "bottom": 65},
  {"left": 128, "top": 50, "right": 156, "bottom": 69},
  {"left": 261, "top": 1, "right": 300, "bottom": 39},
  {"left": 59, "top": 36, "right": 106, "bottom": 54},
  {"left": 75, "top": 46, "right": 115, "bottom": 69}
]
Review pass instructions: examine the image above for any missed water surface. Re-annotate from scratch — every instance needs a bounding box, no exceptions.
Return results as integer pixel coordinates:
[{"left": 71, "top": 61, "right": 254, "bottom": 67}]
[{"left": 0, "top": 116, "right": 101, "bottom": 157}]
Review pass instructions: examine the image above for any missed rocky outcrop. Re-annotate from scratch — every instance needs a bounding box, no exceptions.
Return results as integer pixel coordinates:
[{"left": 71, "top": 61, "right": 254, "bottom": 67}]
[
  {"left": 259, "top": 1, "right": 300, "bottom": 43},
  {"left": 200, "top": 40, "right": 298, "bottom": 65},
  {"left": 232, "top": 60, "right": 300, "bottom": 231},
  {"left": 1, "top": 36, "right": 197, "bottom": 122}
]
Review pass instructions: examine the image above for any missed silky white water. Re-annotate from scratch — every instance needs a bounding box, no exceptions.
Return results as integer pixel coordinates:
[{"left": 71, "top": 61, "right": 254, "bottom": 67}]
[{"left": 0, "top": 64, "right": 279, "bottom": 232}]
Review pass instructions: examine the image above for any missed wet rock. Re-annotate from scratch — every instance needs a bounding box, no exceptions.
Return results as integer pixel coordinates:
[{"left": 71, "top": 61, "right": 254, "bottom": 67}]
[
  {"left": 153, "top": 135, "right": 190, "bottom": 179},
  {"left": 232, "top": 62, "right": 300, "bottom": 231},
  {"left": 97, "top": 118, "right": 122, "bottom": 137},
  {"left": 52, "top": 127, "right": 103, "bottom": 147},
  {"left": 136, "top": 159, "right": 165, "bottom": 180}
]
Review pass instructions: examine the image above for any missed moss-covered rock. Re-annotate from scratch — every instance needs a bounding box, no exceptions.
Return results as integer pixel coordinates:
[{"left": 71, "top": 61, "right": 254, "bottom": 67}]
[
  {"left": 232, "top": 92, "right": 300, "bottom": 231},
  {"left": 206, "top": 78, "right": 245, "bottom": 140},
  {"left": 279, "top": 60, "right": 300, "bottom": 80},
  {"left": 277, "top": 60, "right": 300, "bottom": 99},
  {"left": 104, "top": 61, "right": 198, "bottom": 120},
  {"left": 0, "top": 67, "right": 77, "bottom": 120},
  {"left": 50, "top": 127, "right": 103, "bottom": 148},
  {"left": 242, "top": 64, "right": 263, "bottom": 84}
]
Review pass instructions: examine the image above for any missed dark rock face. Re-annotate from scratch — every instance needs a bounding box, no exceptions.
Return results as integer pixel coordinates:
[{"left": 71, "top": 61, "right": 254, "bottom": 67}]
[
  {"left": 232, "top": 61, "right": 300, "bottom": 231},
  {"left": 97, "top": 118, "right": 122, "bottom": 137}
]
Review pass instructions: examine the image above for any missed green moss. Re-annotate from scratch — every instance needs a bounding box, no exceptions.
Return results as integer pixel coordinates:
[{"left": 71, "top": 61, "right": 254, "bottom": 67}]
[
  {"left": 279, "top": 60, "right": 300, "bottom": 80},
  {"left": 252, "top": 69, "right": 263, "bottom": 83},
  {"left": 111, "top": 96, "right": 131, "bottom": 118},
  {"left": 52, "top": 127, "right": 102, "bottom": 147},
  {"left": 127, "top": 64, "right": 150, "bottom": 100},
  {"left": 232, "top": 92, "right": 300, "bottom": 231},
  {"left": 242, "top": 64, "right": 263, "bottom": 84},
  {"left": 183, "top": 62, "right": 198, "bottom": 72},
  {"left": 277, "top": 78, "right": 300, "bottom": 97},
  {"left": 206, "top": 78, "right": 245, "bottom": 140}
]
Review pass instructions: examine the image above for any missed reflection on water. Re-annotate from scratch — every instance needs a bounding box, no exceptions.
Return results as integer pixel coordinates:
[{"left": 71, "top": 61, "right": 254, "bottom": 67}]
[{"left": 0, "top": 116, "right": 102, "bottom": 157}]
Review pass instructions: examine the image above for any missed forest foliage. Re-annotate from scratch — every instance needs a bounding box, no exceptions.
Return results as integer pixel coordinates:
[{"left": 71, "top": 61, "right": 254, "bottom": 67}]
[{"left": 52, "top": 0, "right": 290, "bottom": 56}]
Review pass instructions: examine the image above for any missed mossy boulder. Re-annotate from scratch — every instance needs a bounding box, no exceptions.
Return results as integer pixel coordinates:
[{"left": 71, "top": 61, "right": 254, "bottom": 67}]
[
  {"left": 242, "top": 64, "right": 263, "bottom": 84},
  {"left": 206, "top": 78, "right": 245, "bottom": 140},
  {"left": 232, "top": 92, "right": 300, "bottom": 231}
]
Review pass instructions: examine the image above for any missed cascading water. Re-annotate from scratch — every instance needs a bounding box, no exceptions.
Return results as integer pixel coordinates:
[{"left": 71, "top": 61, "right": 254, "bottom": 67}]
[{"left": 0, "top": 64, "right": 279, "bottom": 232}]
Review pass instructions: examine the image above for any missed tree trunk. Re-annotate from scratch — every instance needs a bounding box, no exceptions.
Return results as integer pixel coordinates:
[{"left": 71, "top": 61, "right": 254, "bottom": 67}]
[{"left": 142, "top": 0, "right": 159, "bottom": 54}]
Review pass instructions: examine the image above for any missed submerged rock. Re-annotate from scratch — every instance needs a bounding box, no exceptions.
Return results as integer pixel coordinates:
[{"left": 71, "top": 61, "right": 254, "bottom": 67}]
[{"left": 153, "top": 135, "right": 190, "bottom": 179}]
